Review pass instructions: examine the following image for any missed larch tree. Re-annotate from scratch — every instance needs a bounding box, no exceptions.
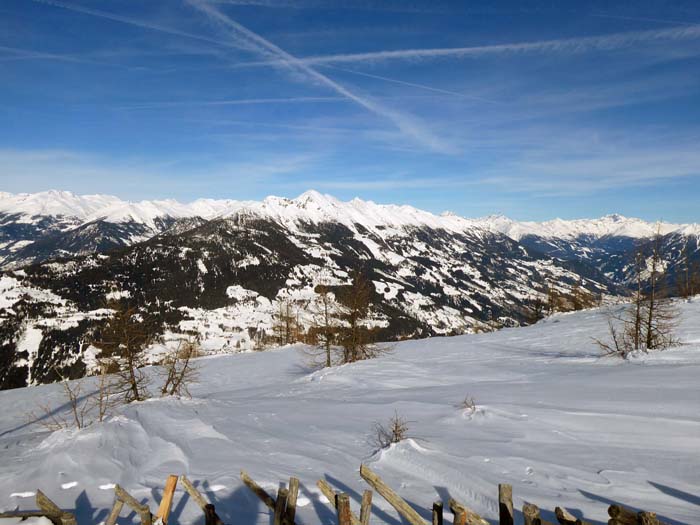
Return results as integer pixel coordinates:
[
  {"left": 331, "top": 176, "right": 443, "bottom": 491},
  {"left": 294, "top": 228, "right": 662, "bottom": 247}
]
[
  {"left": 92, "top": 301, "right": 156, "bottom": 403},
  {"left": 338, "top": 270, "right": 383, "bottom": 363}
]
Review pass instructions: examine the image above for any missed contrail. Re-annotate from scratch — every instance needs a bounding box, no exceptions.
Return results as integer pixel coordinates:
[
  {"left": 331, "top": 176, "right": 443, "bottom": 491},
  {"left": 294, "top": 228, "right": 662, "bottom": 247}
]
[
  {"left": 185, "top": 0, "right": 457, "bottom": 154},
  {"left": 233, "top": 22, "right": 700, "bottom": 68},
  {"left": 320, "top": 64, "right": 498, "bottom": 104},
  {"left": 119, "top": 96, "right": 344, "bottom": 110}
]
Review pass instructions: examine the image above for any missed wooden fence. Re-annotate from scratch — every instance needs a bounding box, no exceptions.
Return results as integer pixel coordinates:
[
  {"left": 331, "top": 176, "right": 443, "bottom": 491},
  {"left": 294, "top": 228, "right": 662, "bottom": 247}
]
[{"left": 0, "top": 464, "right": 676, "bottom": 525}]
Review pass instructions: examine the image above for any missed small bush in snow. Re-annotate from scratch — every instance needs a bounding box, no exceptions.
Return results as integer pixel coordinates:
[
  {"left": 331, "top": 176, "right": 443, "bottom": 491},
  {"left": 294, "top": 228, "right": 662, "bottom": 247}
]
[
  {"left": 159, "top": 338, "right": 200, "bottom": 398},
  {"left": 371, "top": 411, "right": 409, "bottom": 450},
  {"left": 456, "top": 396, "right": 477, "bottom": 414}
]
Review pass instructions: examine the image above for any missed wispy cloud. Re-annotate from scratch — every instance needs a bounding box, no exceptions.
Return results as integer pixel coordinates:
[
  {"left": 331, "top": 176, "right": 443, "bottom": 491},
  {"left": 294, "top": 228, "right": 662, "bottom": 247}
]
[
  {"left": 474, "top": 132, "right": 700, "bottom": 196},
  {"left": 184, "top": 0, "right": 457, "bottom": 154},
  {"left": 0, "top": 148, "right": 317, "bottom": 198},
  {"left": 233, "top": 23, "right": 700, "bottom": 68},
  {"left": 118, "top": 96, "right": 344, "bottom": 110}
]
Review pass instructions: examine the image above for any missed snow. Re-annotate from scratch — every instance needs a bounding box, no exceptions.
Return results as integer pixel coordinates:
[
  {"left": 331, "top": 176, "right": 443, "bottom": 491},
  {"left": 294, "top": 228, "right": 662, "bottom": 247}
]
[
  {"left": 477, "top": 213, "right": 683, "bottom": 241},
  {"left": 1, "top": 300, "right": 699, "bottom": 524},
  {"left": 3, "top": 190, "right": 693, "bottom": 243}
]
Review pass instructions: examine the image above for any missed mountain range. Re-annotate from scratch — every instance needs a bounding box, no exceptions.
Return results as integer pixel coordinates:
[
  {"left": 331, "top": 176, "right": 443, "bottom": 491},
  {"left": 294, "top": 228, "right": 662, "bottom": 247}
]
[{"left": 0, "top": 190, "right": 698, "bottom": 390}]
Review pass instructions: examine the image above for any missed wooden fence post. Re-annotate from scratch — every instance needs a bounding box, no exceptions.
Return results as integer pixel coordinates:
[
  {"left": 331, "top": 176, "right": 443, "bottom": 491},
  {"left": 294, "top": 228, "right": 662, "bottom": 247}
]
[
  {"left": 105, "top": 499, "right": 125, "bottom": 525},
  {"left": 180, "top": 476, "right": 224, "bottom": 525},
  {"left": 240, "top": 470, "right": 276, "bottom": 510},
  {"left": 337, "top": 494, "right": 352, "bottom": 525},
  {"left": 287, "top": 478, "right": 300, "bottom": 524},
  {"left": 155, "top": 475, "right": 178, "bottom": 525},
  {"left": 316, "top": 480, "right": 362, "bottom": 525},
  {"left": 273, "top": 487, "right": 288, "bottom": 525},
  {"left": 498, "top": 484, "right": 513, "bottom": 525},
  {"left": 608, "top": 505, "right": 640, "bottom": 525},
  {"left": 360, "top": 490, "right": 373, "bottom": 525},
  {"left": 359, "top": 464, "right": 427, "bottom": 525},
  {"left": 638, "top": 512, "right": 660, "bottom": 525},
  {"left": 523, "top": 503, "right": 540, "bottom": 525},
  {"left": 432, "top": 502, "right": 443, "bottom": 525}
]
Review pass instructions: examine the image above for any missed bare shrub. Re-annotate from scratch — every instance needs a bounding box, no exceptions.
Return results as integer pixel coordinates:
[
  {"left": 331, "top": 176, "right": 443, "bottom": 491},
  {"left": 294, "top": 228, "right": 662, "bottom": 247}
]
[
  {"left": 160, "top": 339, "right": 200, "bottom": 398},
  {"left": 371, "top": 411, "right": 410, "bottom": 450},
  {"left": 31, "top": 364, "right": 120, "bottom": 431},
  {"left": 456, "top": 396, "right": 477, "bottom": 414}
]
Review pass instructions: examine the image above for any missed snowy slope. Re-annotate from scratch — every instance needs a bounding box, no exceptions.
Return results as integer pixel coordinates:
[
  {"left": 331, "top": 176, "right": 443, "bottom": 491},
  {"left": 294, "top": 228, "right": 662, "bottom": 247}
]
[{"left": 0, "top": 300, "right": 698, "bottom": 525}]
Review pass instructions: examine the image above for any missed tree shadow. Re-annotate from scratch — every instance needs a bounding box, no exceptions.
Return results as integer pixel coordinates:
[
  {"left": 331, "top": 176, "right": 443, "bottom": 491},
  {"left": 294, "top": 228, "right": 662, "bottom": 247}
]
[
  {"left": 301, "top": 481, "right": 336, "bottom": 525},
  {"left": 73, "top": 490, "right": 109, "bottom": 525},
  {"left": 579, "top": 489, "right": 688, "bottom": 525},
  {"left": 0, "top": 388, "right": 96, "bottom": 438},
  {"left": 648, "top": 481, "right": 700, "bottom": 507}
]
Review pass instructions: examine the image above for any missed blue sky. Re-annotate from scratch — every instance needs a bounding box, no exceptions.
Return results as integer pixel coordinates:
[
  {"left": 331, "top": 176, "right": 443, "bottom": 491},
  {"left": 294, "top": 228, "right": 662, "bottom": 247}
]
[{"left": 1, "top": 0, "right": 699, "bottom": 221}]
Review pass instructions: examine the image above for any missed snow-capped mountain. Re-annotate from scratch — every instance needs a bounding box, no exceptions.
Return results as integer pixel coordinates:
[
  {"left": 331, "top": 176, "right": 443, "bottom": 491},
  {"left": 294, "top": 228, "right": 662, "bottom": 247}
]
[
  {"left": 2, "top": 190, "right": 697, "bottom": 271},
  {"left": 0, "top": 189, "right": 698, "bottom": 390}
]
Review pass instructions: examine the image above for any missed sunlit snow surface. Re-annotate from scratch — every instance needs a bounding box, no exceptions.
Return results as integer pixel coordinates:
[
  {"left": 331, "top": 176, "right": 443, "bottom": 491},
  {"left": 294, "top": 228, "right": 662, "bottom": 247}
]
[{"left": 1, "top": 300, "right": 699, "bottom": 525}]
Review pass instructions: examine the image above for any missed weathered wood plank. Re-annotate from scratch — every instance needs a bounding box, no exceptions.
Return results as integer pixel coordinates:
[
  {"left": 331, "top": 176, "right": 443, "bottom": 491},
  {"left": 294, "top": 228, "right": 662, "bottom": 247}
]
[
  {"left": 523, "top": 503, "right": 540, "bottom": 525},
  {"left": 287, "top": 478, "right": 300, "bottom": 523},
  {"left": 337, "top": 494, "right": 352, "bottom": 525},
  {"left": 316, "top": 480, "right": 363, "bottom": 525},
  {"left": 448, "top": 498, "right": 489, "bottom": 525},
  {"left": 240, "top": 470, "right": 276, "bottom": 510},
  {"left": 114, "top": 485, "right": 152, "bottom": 525},
  {"left": 608, "top": 505, "right": 639, "bottom": 525},
  {"left": 180, "top": 476, "right": 210, "bottom": 510},
  {"left": 498, "top": 485, "right": 513, "bottom": 525},
  {"left": 359, "top": 490, "right": 372, "bottom": 525},
  {"left": 555, "top": 506, "right": 591, "bottom": 525},
  {"left": 638, "top": 512, "right": 660, "bottom": 525},
  {"left": 156, "top": 475, "right": 178, "bottom": 525},
  {"left": 36, "top": 490, "right": 62, "bottom": 518},
  {"left": 105, "top": 499, "right": 125, "bottom": 525},
  {"left": 359, "top": 464, "right": 427, "bottom": 525},
  {"left": 36, "top": 490, "right": 77, "bottom": 525}
]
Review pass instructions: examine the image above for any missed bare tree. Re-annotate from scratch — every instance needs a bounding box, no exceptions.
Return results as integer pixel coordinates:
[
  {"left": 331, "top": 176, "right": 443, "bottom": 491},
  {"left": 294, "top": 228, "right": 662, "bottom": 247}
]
[
  {"left": 526, "top": 295, "right": 545, "bottom": 324},
  {"left": 595, "top": 230, "right": 679, "bottom": 357},
  {"left": 272, "top": 300, "right": 298, "bottom": 346},
  {"left": 641, "top": 231, "right": 679, "bottom": 350},
  {"left": 311, "top": 283, "right": 339, "bottom": 367},
  {"left": 92, "top": 302, "right": 156, "bottom": 403},
  {"left": 160, "top": 338, "right": 200, "bottom": 397},
  {"left": 338, "top": 270, "right": 384, "bottom": 363}
]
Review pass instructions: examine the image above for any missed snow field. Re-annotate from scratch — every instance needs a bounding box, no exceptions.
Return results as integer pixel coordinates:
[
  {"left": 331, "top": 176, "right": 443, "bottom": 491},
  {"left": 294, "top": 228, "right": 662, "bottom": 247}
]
[{"left": 0, "top": 300, "right": 699, "bottom": 525}]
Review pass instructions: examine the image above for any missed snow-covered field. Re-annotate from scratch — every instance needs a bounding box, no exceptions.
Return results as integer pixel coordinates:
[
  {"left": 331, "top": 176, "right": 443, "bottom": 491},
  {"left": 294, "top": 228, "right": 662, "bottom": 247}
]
[{"left": 1, "top": 301, "right": 699, "bottom": 525}]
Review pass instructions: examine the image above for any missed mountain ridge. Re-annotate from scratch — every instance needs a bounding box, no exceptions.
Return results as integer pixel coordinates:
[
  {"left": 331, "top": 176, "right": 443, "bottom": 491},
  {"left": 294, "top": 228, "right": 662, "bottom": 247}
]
[{"left": 2, "top": 188, "right": 697, "bottom": 238}]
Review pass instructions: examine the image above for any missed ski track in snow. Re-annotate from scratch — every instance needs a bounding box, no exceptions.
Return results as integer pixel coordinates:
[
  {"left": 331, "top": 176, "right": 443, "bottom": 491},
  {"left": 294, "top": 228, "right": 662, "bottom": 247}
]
[{"left": 1, "top": 300, "right": 699, "bottom": 524}]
